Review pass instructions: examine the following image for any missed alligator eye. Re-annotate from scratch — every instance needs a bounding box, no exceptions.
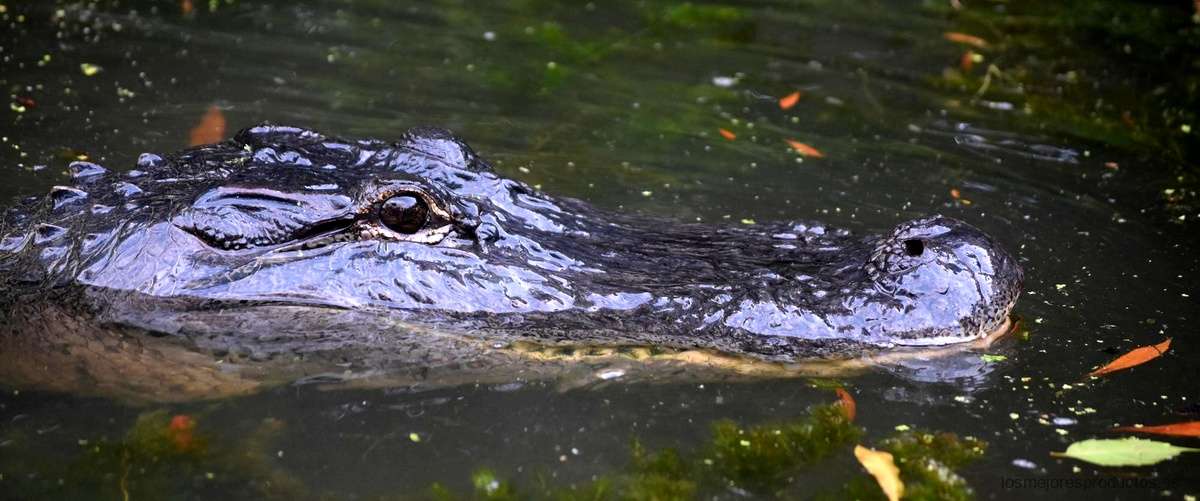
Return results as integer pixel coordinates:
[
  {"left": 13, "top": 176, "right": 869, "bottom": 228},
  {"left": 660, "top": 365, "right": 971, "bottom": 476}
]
[
  {"left": 903, "top": 239, "right": 925, "bottom": 257},
  {"left": 379, "top": 195, "right": 428, "bottom": 234}
]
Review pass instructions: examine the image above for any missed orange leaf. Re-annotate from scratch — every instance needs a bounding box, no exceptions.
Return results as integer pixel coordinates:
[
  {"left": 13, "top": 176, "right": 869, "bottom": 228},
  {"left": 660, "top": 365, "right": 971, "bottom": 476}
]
[
  {"left": 1113, "top": 421, "right": 1200, "bottom": 438},
  {"left": 1087, "top": 338, "right": 1171, "bottom": 377},
  {"left": 778, "top": 91, "right": 802, "bottom": 110},
  {"left": 785, "top": 139, "right": 824, "bottom": 158},
  {"left": 718, "top": 128, "right": 737, "bottom": 140},
  {"left": 168, "top": 414, "right": 195, "bottom": 432},
  {"left": 189, "top": 105, "right": 226, "bottom": 146},
  {"left": 943, "top": 32, "right": 988, "bottom": 49},
  {"left": 950, "top": 188, "right": 961, "bottom": 199},
  {"left": 836, "top": 387, "right": 856, "bottom": 421},
  {"left": 181, "top": 0, "right": 194, "bottom": 15}
]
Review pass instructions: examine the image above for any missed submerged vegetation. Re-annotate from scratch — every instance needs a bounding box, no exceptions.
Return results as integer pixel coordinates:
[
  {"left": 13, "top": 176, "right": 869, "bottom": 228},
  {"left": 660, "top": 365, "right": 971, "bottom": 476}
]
[
  {"left": 0, "top": 402, "right": 985, "bottom": 500},
  {"left": 930, "top": 0, "right": 1200, "bottom": 222},
  {"left": 429, "top": 403, "right": 985, "bottom": 500},
  {"left": 0, "top": 408, "right": 307, "bottom": 500}
]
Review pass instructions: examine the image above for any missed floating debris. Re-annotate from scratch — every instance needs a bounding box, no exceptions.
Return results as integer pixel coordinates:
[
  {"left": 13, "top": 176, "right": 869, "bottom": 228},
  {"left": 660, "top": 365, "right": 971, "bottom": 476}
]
[
  {"left": 779, "top": 91, "right": 802, "bottom": 110},
  {"left": 943, "top": 32, "right": 988, "bottom": 49}
]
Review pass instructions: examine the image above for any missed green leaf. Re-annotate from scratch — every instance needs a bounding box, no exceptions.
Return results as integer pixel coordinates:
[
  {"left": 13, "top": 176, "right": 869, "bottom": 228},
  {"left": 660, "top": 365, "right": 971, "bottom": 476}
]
[
  {"left": 1051, "top": 438, "right": 1200, "bottom": 466},
  {"left": 979, "top": 354, "right": 1007, "bottom": 363}
]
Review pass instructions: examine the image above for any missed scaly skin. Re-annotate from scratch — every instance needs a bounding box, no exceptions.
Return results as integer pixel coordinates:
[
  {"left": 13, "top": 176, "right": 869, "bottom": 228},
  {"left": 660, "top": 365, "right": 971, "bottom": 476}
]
[{"left": 0, "top": 124, "right": 1023, "bottom": 400}]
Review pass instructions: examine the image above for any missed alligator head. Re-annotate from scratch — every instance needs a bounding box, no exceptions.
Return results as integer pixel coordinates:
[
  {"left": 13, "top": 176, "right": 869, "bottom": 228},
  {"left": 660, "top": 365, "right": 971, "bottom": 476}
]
[{"left": 2, "top": 124, "right": 1023, "bottom": 361}]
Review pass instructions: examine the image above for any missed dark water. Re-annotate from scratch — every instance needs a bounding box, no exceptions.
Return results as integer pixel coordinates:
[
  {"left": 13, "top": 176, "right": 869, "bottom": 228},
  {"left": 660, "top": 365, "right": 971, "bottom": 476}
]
[{"left": 1, "top": 0, "right": 1197, "bottom": 499}]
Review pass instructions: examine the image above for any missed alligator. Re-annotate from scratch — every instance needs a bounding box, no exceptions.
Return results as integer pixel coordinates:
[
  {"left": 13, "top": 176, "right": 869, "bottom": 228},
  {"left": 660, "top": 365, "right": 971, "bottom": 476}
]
[{"left": 0, "top": 124, "right": 1023, "bottom": 401}]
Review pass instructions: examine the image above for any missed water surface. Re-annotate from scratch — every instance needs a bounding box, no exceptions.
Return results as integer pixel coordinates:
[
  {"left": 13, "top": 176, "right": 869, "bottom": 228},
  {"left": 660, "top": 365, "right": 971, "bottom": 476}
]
[{"left": 1, "top": 0, "right": 1197, "bottom": 499}]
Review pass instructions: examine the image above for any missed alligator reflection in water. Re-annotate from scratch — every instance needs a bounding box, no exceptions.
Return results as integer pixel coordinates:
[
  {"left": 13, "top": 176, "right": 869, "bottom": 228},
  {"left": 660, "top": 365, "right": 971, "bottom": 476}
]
[{"left": 0, "top": 125, "right": 1023, "bottom": 400}]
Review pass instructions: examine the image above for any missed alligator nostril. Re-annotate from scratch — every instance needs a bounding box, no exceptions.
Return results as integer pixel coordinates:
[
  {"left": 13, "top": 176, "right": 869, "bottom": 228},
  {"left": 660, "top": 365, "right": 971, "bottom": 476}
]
[{"left": 903, "top": 239, "right": 924, "bottom": 257}]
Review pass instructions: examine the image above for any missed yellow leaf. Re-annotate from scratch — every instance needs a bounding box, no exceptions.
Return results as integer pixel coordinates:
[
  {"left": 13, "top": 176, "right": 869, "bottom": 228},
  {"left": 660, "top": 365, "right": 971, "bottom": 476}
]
[{"left": 854, "top": 445, "right": 904, "bottom": 501}]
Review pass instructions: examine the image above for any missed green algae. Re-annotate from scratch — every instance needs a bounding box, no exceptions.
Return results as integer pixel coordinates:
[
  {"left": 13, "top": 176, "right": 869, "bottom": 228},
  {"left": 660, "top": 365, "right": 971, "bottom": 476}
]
[
  {"left": 0, "top": 402, "right": 989, "bottom": 501},
  {"left": 814, "top": 431, "right": 985, "bottom": 501},
  {"left": 430, "top": 404, "right": 986, "bottom": 500},
  {"left": 0, "top": 410, "right": 306, "bottom": 501},
  {"left": 644, "top": 2, "right": 754, "bottom": 43},
  {"left": 929, "top": 0, "right": 1199, "bottom": 164}
]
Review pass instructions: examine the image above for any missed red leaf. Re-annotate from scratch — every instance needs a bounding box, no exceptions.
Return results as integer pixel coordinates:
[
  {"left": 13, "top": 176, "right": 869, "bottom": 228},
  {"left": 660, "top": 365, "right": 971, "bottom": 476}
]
[
  {"left": 1087, "top": 338, "right": 1171, "bottom": 377},
  {"left": 836, "top": 387, "right": 856, "bottom": 421},
  {"left": 1113, "top": 421, "right": 1200, "bottom": 438},
  {"left": 189, "top": 106, "right": 226, "bottom": 146},
  {"left": 785, "top": 139, "right": 824, "bottom": 158},
  {"left": 778, "top": 91, "right": 802, "bottom": 110}
]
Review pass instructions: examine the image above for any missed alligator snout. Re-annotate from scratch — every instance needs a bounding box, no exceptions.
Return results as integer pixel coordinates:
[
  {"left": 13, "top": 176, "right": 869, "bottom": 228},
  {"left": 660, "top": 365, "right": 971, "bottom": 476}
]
[
  {"left": 2, "top": 124, "right": 1024, "bottom": 363},
  {"left": 864, "top": 215, "right": 1023, "bottom": 345}
]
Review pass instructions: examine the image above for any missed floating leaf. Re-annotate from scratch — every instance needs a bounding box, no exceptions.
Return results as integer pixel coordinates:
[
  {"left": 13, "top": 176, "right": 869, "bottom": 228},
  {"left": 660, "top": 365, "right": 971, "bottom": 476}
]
[
  {"left": 943, "top": 32, "right": 988, "bottom": 49},
  {"left": 778, "top": 91, "right": 802, "bottom": 110},
  {"left": 181, "top": 0, "right": 194, "bottom": 15},
  {"left": 980, "top": 354, "right": 1007, "bottom": 363},
  {"left": 836, "top": 388, "right": 856, "bottom": 421},
  {"left": 1051, "top": 438, "right": 1199, "bottom": 466},
  {"left": 1087, "top": 338, "right": 1171, "bottom": 377},
  {"left": 718, "top": 128, "right": 736, "bottom": 140},
  {"left": 1113, "top": 421, "right": 1200, "bottom": 438},
  {"left": 80, "top": 63, "right": 102, "bottom": 76},
  {"left": 189, "top": 105, "right": 226, "bottom": 146},
  {"left": 785, "top": 139, "right": 824, "bottom": 158},
  {"left": 854, "top": 445, "right": 903, "bottom": 501}
]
